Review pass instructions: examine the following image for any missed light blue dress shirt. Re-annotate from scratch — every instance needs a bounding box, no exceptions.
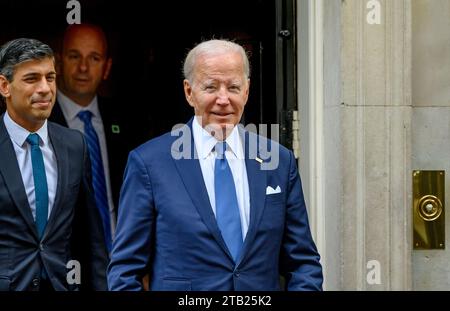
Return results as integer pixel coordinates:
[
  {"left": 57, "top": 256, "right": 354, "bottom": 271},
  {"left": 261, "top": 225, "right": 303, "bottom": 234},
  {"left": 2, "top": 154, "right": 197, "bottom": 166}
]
[
  {"left": 192, "top": 117, "right": 250, "bottom": 240},
  {"left": 3, "top": 112, "right": 58, "bottom": 222}
]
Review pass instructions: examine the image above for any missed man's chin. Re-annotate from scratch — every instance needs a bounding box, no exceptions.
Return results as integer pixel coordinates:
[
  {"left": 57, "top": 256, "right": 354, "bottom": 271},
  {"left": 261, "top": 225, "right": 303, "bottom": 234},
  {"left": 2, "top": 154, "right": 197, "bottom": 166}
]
[
  {"left": 69, "top": 85, "right": 95, "bottom": 97},
  {"left": 32, "top": 109, "right": 52, "bottom": 121}
]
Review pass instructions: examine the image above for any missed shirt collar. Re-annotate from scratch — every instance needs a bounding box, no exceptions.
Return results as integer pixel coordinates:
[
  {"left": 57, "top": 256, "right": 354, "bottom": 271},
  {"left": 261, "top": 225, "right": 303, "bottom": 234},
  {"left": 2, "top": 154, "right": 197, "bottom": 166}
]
[
  {"left": 192, "top": 116, "right": 244, "bottom": 160},
  {"left": 57, "top": 90, "right": 100, "bottom": 121},
  {"left": 3, "top": 110, "right": 49, "bottom": 148}
]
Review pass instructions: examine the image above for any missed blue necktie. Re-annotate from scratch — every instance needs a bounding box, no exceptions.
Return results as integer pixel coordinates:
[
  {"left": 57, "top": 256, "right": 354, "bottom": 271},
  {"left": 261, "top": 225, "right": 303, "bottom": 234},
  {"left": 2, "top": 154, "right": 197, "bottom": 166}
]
[
  {"left": 78, "top": 110, "right": 112, "bottom": 252},
  {"left": 214, "top": 142, "right": 243, "bottom": 262},
  {"left": 26, "top": 133, "right": 48, "bottom": 238}
]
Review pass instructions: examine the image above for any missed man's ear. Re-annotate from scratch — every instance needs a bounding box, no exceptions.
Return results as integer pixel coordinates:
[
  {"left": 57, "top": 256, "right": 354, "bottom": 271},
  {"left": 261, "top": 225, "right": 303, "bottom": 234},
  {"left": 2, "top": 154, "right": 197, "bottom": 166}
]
[
  {"left": 0, "top": 75, "right": 11, "bottom": 99},
  {"left": 54, "top": 53, "right": 62, "bottom": 74},
  {"left": 183, "top": 79, "right": 195, "bottom": 108},
  {"left": 245, "top": 79, "right": 250, "bottom": 99},
  {"left": 103, "top": 57, "right": 112, "bottom": 80}
]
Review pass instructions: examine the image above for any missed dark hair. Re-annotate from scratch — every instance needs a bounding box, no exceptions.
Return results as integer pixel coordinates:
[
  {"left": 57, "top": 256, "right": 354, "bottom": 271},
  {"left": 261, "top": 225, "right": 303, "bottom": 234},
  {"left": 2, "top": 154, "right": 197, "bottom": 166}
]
[{"left": 0, "top": 38, "right": 54, "bottom": 82}]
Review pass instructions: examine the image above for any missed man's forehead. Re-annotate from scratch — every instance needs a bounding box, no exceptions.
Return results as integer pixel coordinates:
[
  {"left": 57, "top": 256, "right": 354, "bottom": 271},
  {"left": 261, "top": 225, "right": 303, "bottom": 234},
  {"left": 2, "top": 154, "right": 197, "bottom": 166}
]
[
  {"left": 200, "top": 77, "right": 245, "bottom": 83},
  {"left": 195, "top": 66, "right": 246, "bottom": 81},
  {"left": 63, "top": 28, "right": 107, "bottom": 55},
  {"left": 65, "top": 47, "right": 104, "bottom": 56}
]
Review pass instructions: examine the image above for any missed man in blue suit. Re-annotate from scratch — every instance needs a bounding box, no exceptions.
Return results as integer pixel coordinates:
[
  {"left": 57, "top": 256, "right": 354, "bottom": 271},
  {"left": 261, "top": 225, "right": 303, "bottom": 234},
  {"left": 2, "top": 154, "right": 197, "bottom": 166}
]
[{"left": 107, "top": 39, "right": 322, "bottom": 291}]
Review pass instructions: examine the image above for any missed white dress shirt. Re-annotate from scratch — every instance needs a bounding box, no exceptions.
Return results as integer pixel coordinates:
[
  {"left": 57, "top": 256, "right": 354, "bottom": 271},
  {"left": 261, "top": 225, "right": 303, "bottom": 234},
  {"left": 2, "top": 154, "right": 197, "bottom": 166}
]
[
  {"left": 56, "top": 91, "right": 116, "bottom": 234},
  {"left": 3, "top": 112, "right": 58, "bottom": 222},
  {"left": 192, "top": 117, "right": 250, "bottom": 240}
]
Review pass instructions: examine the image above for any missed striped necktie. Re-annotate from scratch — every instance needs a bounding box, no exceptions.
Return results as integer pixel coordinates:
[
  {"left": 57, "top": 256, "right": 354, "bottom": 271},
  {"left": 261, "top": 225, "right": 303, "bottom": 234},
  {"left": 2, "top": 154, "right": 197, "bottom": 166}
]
[{"left": 77, "top": 110, "right": 112, "bottom": 252}]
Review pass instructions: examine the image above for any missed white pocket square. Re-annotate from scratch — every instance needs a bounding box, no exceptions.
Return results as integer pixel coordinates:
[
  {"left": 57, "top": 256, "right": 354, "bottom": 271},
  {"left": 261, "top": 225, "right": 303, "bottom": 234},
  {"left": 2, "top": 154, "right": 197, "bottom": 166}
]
[{"left": 266, "top": 185, "right": 281, "bottom": 195}]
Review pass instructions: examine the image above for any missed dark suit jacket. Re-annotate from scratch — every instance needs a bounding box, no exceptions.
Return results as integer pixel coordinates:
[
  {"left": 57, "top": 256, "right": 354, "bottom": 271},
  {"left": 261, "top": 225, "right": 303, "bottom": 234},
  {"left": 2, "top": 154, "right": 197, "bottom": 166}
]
[
  {"left": 50, "top": 97, "right": 138, "bottom": 216},
  {"left": 107, "top": 119, "right": 323, "bottom": 291},
  {"left": 0, "top": 116, "right": 108, "bottom": 291}
]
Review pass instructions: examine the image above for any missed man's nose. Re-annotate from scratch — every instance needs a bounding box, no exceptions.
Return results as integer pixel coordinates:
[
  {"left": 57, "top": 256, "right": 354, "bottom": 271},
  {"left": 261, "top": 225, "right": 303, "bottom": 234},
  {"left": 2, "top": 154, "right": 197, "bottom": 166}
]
[
  {"left": 216, "top": 86, "right": 230, "bottom": 105},
  {"left": 78, "top": 57, "right": 89, "bottom": 72},
  {"left": 37, "top": 77, "right": 51, "bottom": 94}
]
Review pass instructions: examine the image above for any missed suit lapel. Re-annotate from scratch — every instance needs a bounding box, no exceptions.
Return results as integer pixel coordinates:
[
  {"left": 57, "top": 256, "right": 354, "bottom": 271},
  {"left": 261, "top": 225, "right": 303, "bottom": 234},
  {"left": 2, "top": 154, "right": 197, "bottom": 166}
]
[
  {"left": 0, "top": 116, "right": 38, "bottom": 239},
  {"left": 98, "top": 96, "right": 120, "bottom": 148},
  {"left": 50, "top": 100, "right": 69, "bottom": 127},
  {"left": 97, "top": 97, "right": 122, "bottom": 205},
  {"left": 172, "top": 121, "right": 234, "bottom": 261},
  {"left": 172, "top": 122, "right": 269, "bottom": 264},
  {"left": 236, "top": 130, "right": 267, "bottom": 266},
  {"left": 43, "top": 122, "right": 69, "bottom": 239},
  {"left": 97, "top": 97, "right": 112, "bottom": 142}
]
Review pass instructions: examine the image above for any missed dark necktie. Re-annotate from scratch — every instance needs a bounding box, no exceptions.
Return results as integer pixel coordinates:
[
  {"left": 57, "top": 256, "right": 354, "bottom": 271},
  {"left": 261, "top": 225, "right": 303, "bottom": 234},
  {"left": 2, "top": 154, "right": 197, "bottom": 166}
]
[
  {"left": 77, "top": 110, "right": 112, "bottom": 252},
  {"left": 26, "top": 133, "right": 48, "bottom": 238},
  {"left": 214, "top": 142, "right": 243, "bottom": 262}
]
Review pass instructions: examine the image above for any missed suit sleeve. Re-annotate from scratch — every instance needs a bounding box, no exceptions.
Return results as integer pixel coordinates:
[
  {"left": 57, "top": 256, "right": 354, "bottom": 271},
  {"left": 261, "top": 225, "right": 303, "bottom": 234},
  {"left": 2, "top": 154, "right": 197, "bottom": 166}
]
[
  {"left": 81, "top": 133, "right": 109, "bottom": 290},
  {"left": 107, "top": 149, "right": 154, "bottom": 291},
  {"left": 280, "top": 150, "right": 323, "bottom": 291}
]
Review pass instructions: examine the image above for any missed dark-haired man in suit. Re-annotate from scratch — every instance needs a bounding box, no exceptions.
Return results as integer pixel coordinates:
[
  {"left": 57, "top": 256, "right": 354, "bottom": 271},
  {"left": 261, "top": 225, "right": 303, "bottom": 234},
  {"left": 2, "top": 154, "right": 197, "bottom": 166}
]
[{"left": 0, "top": 38, "right": 107, "bottom": 291}]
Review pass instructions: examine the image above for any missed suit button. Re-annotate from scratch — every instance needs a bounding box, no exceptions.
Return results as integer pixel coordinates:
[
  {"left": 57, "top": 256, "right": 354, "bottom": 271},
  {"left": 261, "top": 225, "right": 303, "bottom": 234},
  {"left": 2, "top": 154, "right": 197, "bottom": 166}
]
[
  {"left": 39, "top": 243, "right": 44, "bottom": 251},
  {"left": 32, "top": 278, "right": 39, "bottom": 287},
  {"left": 234, "top": 271, "right": 240, "bottom": 277}
]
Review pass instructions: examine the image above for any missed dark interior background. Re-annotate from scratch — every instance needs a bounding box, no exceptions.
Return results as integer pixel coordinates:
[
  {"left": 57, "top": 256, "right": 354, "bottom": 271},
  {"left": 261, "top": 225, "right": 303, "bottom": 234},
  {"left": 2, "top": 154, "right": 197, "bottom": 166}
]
[{"left": 1, "top": 0, "right": 294, "bottom": 144}]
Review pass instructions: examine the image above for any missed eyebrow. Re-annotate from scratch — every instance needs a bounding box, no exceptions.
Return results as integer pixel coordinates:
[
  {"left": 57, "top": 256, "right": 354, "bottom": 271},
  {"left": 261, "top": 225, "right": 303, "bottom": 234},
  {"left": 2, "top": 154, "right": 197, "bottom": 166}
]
[
  {"left": 22, "top": 71, "right": 57, "bottom": 78},
  {"left": 229, "top": 81, "right": 243, "bottom": 85},
  {"left": 66, "top": 49, "right": 104, "bottom": 57}
]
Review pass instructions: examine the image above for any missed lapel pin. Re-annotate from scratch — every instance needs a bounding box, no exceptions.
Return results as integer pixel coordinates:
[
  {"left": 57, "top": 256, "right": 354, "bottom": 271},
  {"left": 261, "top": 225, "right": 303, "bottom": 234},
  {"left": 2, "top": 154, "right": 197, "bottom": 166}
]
[
  {"left": 255, "top": 157, "right": 263, "bottom": 164},
  {"left": 111, "top": 124, "right": 120, "bottom": 134}
]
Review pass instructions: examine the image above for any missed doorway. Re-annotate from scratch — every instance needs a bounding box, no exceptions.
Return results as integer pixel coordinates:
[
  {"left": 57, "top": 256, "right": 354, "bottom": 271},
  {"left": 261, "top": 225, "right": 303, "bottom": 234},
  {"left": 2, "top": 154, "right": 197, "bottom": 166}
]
[{"left": 0, "top": 0, "right": 297, "bottom": 146}]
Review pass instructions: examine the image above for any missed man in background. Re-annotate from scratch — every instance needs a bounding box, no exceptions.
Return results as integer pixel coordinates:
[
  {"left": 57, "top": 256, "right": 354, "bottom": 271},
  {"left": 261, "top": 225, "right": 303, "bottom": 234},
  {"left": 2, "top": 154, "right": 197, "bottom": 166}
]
[{"left": 50, "top": 24, "right": 134, "bottom": 252}]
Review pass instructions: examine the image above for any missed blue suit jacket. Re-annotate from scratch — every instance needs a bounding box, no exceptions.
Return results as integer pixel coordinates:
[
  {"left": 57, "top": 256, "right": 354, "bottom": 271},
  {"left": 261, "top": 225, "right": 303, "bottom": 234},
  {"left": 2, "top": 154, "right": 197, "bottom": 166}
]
[{"left": 108, "top": 119, "right": 322, "bottom": 291}]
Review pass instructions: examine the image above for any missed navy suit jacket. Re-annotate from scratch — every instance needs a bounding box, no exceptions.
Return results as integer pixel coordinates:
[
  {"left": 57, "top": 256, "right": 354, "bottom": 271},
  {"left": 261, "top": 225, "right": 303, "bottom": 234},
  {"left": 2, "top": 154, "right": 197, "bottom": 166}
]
[
  {"left": 0, "top": 115, "right": 108, "bottom": 290},
  {"left": 107, "top": 119, "right": 323, "bottom": 291}
]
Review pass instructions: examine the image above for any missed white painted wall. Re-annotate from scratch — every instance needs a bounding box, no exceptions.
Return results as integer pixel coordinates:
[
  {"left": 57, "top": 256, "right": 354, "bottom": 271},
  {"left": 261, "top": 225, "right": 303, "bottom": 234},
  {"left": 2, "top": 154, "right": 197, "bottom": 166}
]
[
  {"left": 323, "top": 0, "right": 412, "bottom": 290},
  {"left": 298, "top": 0, "right": 342, "bottom": 290},
  {"left": 300, "top": 0, "right": 414, "bottom": 290}
]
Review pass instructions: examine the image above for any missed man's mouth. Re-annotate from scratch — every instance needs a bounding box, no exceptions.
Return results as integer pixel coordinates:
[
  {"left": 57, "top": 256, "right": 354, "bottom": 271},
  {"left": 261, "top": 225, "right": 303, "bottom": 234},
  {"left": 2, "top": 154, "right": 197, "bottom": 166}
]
[
  {"left": 212, "top": 112, "right": 232, "bottom": 117},
  {"left": 74, "top": 77, "right": 90, "bottom": 83},
  {"left": 31, "top": 100, "right": 51, "bottom": 108},
  {"left": 31, "top": 97, "right": 52, "bottom": 108}
]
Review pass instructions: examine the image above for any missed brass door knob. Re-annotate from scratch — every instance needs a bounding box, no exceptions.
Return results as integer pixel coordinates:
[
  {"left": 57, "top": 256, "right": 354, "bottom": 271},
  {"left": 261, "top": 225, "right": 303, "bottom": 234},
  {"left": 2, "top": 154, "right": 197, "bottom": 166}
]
[{"left": 417, "top": 195, "right": 443, "bottom": 221}]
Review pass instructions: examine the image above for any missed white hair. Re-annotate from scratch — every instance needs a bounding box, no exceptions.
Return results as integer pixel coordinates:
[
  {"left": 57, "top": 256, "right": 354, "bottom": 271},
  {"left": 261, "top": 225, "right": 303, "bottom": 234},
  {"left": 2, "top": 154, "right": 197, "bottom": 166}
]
[{"left": 183, "top": 39, "right": 250, "bottom": 83}]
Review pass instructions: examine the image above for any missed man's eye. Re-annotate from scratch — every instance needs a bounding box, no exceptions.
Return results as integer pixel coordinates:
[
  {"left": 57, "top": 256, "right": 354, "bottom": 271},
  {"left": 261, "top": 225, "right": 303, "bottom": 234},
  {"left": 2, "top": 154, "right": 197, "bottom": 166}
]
[
  {"left": 47, "top": 76, "right": 56, "bottom": 82},
  {"left": 24, "top": 78, "right": 37, "bottom": 83},
  {"left": 90, "top": 56, "right": 101, "bottom": 62},
  {"left": 205, "top": 85, "right": 216, "bottom": 91},
  {"left": 229, "top": 86, "right": 240, "bottom": 92},
  {"left": 68, "top": 54, "right": 79, "bottom": 60}
]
